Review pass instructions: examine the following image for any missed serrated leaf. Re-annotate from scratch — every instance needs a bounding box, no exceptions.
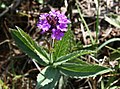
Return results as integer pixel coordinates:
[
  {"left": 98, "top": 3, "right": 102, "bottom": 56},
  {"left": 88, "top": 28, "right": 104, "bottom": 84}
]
[
  {"left": 10, "top": 27, "right": 49, "bottom": 65},
  {"left": 104, "top": 14, "right": 120, "bottom": 28},
  {"left": 16, "top": 26, "right": 50, "bottom": 60},
  {"left": 59, "top": 61, "right": 112, "bottom": 78},
  {"left": 53, "top": 27, "right": 72, "bottom": 61},
  {"left": 67, "top": 58, "right": 91, "bottom": 65},
  {"left": 36, "top": 66, "right": 60, "bottom": 89},
  {"left": 54, "top": 50, "right": 94, "bottom": 66},
  {"left": 41, "top": 72, "right": 61, "bottom": 89},
  {"left": 36, "top": 67, "right": 52, "bottom": 88}
]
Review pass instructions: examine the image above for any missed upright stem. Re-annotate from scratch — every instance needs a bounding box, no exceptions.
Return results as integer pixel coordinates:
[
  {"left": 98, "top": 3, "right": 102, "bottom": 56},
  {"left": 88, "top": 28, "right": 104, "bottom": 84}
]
[
  {"left": 50, "top": 39, "right": 55, "bottom": 64},
  {"left": 52, "top": 39, "right": 55, "bottom": 48}
]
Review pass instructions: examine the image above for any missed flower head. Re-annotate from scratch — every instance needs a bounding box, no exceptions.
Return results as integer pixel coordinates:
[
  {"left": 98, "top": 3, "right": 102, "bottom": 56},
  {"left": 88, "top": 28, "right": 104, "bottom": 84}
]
[
  {"left": 51, "top": 29, "right": 64, "bottom": 40},
  {"left": 37, "top": 10, "right": 70, "bottom": 40}
]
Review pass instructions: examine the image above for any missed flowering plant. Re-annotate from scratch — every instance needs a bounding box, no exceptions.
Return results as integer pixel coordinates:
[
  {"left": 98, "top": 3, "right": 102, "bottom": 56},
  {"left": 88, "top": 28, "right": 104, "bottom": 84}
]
[
  {"left": 37, "top": 10, "right": 70, "bottom": 40},
  {"left": 10, "top": 10, "right": 111, "bottom": 89}
]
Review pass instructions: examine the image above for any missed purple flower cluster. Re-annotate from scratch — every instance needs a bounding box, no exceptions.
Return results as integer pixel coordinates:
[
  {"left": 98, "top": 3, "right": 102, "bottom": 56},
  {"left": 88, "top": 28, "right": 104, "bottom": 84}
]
[{"left": 37, "top": 10, "right": 70, "bottom": 40}]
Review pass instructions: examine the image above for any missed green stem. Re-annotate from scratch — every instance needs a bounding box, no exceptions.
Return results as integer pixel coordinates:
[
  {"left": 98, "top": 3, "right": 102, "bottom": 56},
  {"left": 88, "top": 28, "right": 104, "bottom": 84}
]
[{"left": 50, "top": 39, "right": 55, "bottom": 64}]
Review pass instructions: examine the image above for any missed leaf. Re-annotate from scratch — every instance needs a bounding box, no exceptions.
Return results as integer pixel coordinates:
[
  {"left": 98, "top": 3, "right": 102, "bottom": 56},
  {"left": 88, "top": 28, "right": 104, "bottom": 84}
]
[
  {"left": 104, "top": 14, "right": 120, "bottom": 28},
  {"left": 0, "top": 3, "right": 6, "bottom": 9},
  {"left": 37, "top": 0, "right": 43, "bottom": 4},
  {"left": 0, "top": 79, "right": 8, "bottom": 89},
  {"left": 59, "top": 60, "right": 112, "bottom": 78},
  {"left": 13, "top": 75, "right": 22, "bottom": 81},
  {"left": 53, "top": 27, "right": 72, "bottom": 61},
  {"left": 36, "top": 66, "right": 61, "bottom": 89},
  {"left": 36, "top": 67, "right": 52, "bottom": 88},
  {"left": 54, "top": 50, "right": 94, "bottom": 66},
  {"left": 97, "top": 38, "right": 120, "bottom": 51},
  {"left": 109, "top": 86, "right": 120, "bottom": 89},
  {"left": 17, "top": 27, "right": 50, "bottom": 60},
  {"left": 42, "top": 73, "right": 61, "bottom": 89},
  {"left": 105, "top": 76, "right": 118, "bottom": 89},
  {"left": 10, "top": 27, "right": 49, "bottom": 65}
]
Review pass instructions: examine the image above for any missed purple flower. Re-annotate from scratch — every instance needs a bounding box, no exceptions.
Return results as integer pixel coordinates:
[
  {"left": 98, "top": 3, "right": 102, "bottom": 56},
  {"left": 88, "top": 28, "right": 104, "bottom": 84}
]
[
  {"left": 51, "top": 29, "right": 64, "bottom": 40},
  {"left": 37, "top": 10, "right": 70, "bottom": 40},
  {"left": 37, "top": 14, "right": 51, "bottom": 32},
  {"left": 57, "top": 23, "right": 67, "bottom": 31}
]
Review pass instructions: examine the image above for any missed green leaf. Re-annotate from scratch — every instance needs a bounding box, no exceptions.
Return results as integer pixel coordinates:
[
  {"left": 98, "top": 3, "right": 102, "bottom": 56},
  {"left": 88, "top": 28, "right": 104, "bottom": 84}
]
[
  {"left": 59, "top": 60, "right": 112, "bottom": 78},
  {"left": 53, "top": 27, "right": 72, "bottom": 61},
  {"left": 36, "top": 67, "right": 52, "bottom": 88},
  {"left": 42, "top": 73, "right": 61, "bottom": 89},
  {"left": 37, "top": 0, "right": 44, "bottom": 4},
  {"left": 109, "top": 86, "right": 120, "bottom": 89},
  {"left": 0, "top": 3, "right": 6, "bottom": 9},
  {"left": 105, "top": 76, "right": 117, "bottom": 89},
  {"left": 104, "top": 13, "right": 120, "bottom": 28},
  {"left": 0, "top": 79, "right": 8, "bottom": 89},
  {"left": 54, "top": 50, "right": 94, "bottom": 66},
  {"left": 97, "top": 38, "right": 120, "bottom": 51},
  {"left": 10, "top": 27, "right": 49, "bottom": 65},
  {"left": 36, "top": 66, "right": 61, "bottom": 89}
]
